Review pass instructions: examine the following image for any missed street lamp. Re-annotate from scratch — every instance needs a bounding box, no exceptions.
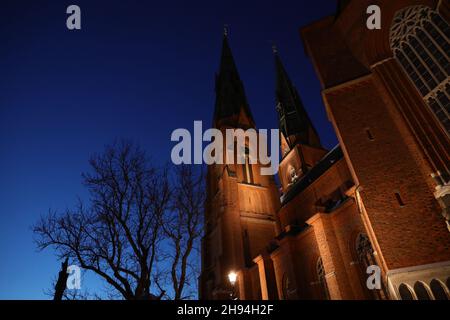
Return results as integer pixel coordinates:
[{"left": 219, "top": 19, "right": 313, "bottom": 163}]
[
  {"left": 228, "top": 271, "right": 237, "bottom": 286},
  {"left": 228, "top": 271, "right": 238, "bottom": 300}
]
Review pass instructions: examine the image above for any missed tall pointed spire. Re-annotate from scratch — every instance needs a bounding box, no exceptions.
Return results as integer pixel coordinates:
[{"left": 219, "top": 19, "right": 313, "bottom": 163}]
[
  {"left": 274, "top": 48, "right": 321, "bottom": 148},
  {"left": 335, "top": 0, "right": 351, "bottom": 18},
  {"left": 214, "top": 29, "right": 254, "bottom": 127}
]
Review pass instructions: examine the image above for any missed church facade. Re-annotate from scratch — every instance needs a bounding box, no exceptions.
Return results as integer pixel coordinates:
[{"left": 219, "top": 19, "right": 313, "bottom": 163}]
[{"left": 199, "top": 0, "right": 450, "bottom": 300}]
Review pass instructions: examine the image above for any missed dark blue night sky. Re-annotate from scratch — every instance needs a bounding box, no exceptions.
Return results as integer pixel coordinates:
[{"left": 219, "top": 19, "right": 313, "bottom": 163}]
[{"left": 0, "top": 0, "right": 337, "bottom": 298}]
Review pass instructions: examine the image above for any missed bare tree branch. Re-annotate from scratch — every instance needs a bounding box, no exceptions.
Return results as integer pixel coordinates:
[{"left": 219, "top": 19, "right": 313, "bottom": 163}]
[
  {"left": 33, "top": 141, "right": 171, "bottom": 300},
  {"left": 164, "top": 165, "right": 205, "bottom": 300}
]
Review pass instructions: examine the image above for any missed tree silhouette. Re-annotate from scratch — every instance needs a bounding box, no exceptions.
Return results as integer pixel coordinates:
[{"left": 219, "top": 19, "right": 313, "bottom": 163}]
[
  {"left": 53, "top": 257, "right": 69, "bottom": 300},
  {"left": 164, "top": 165, "right": 205, "bottom": 299},
  {"left": 34, "top": 141, "right": 203, "bottom": 300}
]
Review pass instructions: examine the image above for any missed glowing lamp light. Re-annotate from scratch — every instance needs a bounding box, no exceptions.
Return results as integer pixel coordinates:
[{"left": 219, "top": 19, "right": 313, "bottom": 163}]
[{"left": 228, "top": 271, "right": 237, "bottom": 286}]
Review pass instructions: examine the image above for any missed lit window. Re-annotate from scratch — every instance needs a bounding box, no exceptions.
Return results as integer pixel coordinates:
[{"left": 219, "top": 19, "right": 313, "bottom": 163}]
[{"left": 289, "top": 166, "right": 299, "bottom": 185}]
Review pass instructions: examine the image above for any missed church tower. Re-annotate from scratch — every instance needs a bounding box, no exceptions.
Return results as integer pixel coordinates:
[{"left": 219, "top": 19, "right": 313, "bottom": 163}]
[
  {"left": 199, "top": 31, "right": 280, "bottom": 300},
  {"left": 273, "top": 48, "right": 328, "bottom": 194}
]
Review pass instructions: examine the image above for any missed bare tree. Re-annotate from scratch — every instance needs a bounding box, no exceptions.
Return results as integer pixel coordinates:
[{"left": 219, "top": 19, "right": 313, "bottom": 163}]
[
  {"left": 163, "top": 165, "right": 205, "bottom": 300},
  {"left": 34, "top": 141, "right": 171, "bottom": 300}
]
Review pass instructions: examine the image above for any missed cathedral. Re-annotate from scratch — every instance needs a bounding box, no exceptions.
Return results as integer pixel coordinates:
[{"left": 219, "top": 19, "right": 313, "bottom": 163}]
[{"left": 199, "top": 0, "right": 450, "bottom": 300}]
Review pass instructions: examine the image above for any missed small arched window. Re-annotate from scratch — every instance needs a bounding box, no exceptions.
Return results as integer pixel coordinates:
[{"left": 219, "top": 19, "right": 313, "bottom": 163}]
[
  {"left": 414, "top": 281, "right": 432, "bottom": 300},
  {"left": 390, "top": 6, "right": 450, "bottom": 136},
  {"left": 356, "top": 234, "right": 377, "bottom": 267},
  {"left": 355, "top": 233, "right": 388, "bottom": 299},
  {"left": 282, "top": 273, "right": 296, "bottom": 300},
  {"left": 398, "top": 283, "right": 415, "bottom": 300},
  {"left": 430, "top": 279, "right": 449, "bottom": 300},
  {"left": 316, "top": 257, "right": 330, "bottom": 300}
]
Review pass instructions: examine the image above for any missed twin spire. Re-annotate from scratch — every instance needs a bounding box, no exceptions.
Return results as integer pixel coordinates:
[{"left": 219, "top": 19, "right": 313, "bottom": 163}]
[
  {"left": 273, "top": 46, "right": 322, "bottom": 148},
  {"left": 214, "top": 27, "right": 254, "bottom": 126},
  {"left": 214, "top": 29, "right": 321, "bottom": 148}
]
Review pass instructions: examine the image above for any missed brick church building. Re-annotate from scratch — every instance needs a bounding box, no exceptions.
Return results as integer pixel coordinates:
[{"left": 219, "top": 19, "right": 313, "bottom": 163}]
[{"left": 199, "top": 0, "right": 450, "bottom": 300}]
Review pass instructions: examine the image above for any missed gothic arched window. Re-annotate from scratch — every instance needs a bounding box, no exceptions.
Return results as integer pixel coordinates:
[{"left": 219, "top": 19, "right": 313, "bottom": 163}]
[
  {"left": 355, "top": 233, "right": 388, "bottom": 299},
  {"left": 390, "top": 5, "right": 450, "bottom": 136},
  {"left": 356, "top": 234, "right": 377, "bottom": 268},
  {"left": 414, "top": 281, "right": 432, "bottom": 300},
  {"left": 281, "top": 273, "right": 296, "bottom": 300},
  {"left": 398, "top": 283, "right": 415, "bottom": 300},
  {"left": 316, "top": 257, "right": 330, "bottom": 300},
  {"left": 430, "top": 279, "right": 449, "bottom": 300}
]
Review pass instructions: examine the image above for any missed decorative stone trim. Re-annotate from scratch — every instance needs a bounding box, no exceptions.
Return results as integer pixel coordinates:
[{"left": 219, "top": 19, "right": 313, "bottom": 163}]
[{"left": 433, "top": 180, "right": 450, "bottom": 232}]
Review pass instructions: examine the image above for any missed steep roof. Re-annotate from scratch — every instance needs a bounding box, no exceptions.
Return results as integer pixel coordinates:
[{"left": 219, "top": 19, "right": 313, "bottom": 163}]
[
  {"left": 274, "top": 48, "right": 322, "bottom": 148},
  {"left": 214, "top": 33, "right": 254, "bottom": 126}
]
